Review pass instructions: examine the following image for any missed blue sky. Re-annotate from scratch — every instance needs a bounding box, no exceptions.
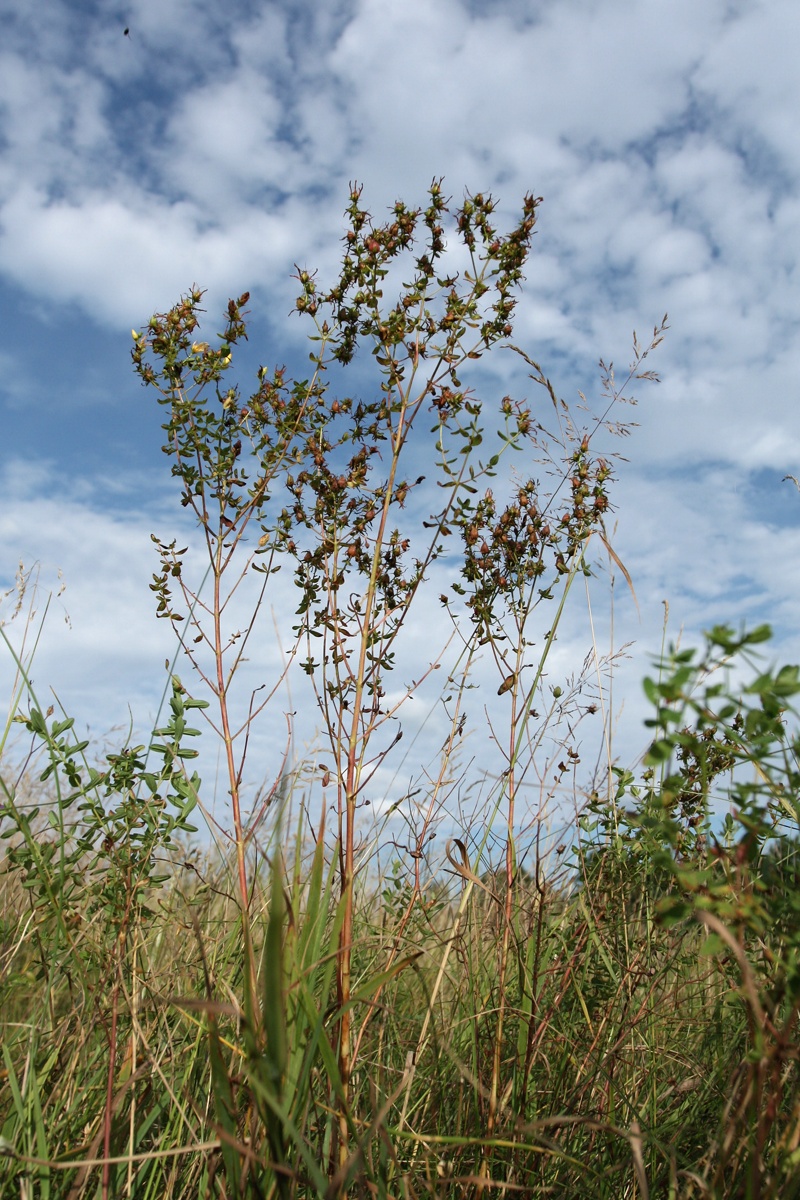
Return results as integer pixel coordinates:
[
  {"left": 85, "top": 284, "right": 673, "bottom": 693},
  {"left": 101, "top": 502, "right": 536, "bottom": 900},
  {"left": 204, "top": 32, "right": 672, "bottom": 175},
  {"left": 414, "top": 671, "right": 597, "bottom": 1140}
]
[{"left": 2, "top": 0, "right": 799, "bottom": 838}]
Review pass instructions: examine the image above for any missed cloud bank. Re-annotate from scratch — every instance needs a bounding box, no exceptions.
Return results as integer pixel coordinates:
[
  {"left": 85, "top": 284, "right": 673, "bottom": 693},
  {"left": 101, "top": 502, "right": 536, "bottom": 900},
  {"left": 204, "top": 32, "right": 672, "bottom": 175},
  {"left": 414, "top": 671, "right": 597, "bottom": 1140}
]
[{"left": 1, "top": 0, "right": 799, "bottom": 829}]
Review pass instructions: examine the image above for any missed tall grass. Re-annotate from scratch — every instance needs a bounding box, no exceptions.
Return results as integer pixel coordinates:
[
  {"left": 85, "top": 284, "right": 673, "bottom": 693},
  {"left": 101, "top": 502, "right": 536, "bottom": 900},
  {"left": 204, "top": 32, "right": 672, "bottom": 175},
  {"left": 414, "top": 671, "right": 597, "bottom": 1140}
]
[
  {"left": 2, "top": 184, "right": 799, "bottom": 1198},
  {"left": 2, "top": 652, "right": 800, "bottom": 1198}
]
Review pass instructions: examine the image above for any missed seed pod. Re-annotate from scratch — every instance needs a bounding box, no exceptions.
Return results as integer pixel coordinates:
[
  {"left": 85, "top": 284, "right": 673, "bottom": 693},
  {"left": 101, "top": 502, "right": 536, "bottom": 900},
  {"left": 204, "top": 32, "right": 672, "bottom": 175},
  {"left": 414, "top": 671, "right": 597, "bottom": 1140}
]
[{"left": 497, "top": 673, "right": 516, "bottom": 696}]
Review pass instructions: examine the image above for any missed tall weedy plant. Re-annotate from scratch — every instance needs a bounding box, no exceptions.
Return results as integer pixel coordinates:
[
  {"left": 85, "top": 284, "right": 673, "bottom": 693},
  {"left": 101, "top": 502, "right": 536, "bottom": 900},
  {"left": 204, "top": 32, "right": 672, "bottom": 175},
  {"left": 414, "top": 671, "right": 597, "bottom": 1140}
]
[{"left": 131, "top": 181, "right": 661, "bottom": 1188}]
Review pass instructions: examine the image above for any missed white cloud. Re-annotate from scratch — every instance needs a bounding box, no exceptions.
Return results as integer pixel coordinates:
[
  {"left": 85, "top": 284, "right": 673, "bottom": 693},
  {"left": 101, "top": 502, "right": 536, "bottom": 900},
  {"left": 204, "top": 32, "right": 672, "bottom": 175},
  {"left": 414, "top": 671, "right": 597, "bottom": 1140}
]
[
  {"left": 1, "top": 0, "right": 799, "bottom": 828},
  {"left": 0, "top": 185, "right": 302, "bottom": 325}
]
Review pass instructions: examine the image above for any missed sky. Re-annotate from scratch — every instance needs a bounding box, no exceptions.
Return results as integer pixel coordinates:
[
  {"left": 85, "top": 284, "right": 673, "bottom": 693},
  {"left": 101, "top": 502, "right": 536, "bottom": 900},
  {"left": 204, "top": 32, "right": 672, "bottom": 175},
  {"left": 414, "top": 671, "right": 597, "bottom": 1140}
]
[{"left": 1, "top": 0, "right": 799, "bottom": 849}]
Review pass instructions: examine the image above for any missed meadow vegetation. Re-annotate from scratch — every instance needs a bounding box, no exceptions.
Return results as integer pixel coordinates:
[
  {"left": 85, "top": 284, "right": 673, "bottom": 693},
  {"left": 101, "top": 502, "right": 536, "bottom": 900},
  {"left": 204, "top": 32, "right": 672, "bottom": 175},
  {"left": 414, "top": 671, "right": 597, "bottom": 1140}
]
[{"left": 2, "top": 183, "right": 799, "bottom": 1198}]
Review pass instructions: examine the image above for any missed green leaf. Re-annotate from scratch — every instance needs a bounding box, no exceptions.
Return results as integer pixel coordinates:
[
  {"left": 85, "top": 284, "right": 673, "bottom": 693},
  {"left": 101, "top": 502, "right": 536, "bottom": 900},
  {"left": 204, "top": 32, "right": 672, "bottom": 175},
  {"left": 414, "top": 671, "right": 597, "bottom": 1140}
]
[
  {"left": 27, "top": 709, "right": 48, "bottom": 736},
  {"left": 655, "top": 897, "right": 692, "bottom": 926},
  {"left": 645, "top": 738, "right": 674, "bottom": 764},
  {"left": 699, "top": 932, "right": 726, "bottom": 957},
  {"left": 207, "top": 1017, "right": 242, "bottom": 1198},
  {"left": 262, "top": 854, "right": 288, "bottom": 1092}
]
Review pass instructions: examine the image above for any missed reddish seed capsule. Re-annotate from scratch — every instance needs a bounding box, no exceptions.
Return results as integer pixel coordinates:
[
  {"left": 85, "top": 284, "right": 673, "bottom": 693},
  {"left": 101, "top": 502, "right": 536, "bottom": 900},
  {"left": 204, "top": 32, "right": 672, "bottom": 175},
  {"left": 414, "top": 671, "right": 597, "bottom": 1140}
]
[{"left": 497, "top": 673, "right": 516, "bottom": 695}]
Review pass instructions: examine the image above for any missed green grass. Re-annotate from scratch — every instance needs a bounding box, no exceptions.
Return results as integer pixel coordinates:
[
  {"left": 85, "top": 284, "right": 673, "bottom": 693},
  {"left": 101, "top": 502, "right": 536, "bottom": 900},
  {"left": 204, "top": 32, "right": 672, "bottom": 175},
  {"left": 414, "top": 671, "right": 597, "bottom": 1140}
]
[{"left": 2, "top": 745, "right": 799, "bottom": 1199}]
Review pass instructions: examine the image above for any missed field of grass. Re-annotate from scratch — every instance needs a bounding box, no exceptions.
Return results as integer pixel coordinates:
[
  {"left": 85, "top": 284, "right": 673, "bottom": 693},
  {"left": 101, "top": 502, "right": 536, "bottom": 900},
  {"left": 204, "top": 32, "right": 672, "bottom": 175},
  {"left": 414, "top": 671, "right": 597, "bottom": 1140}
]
[
  {"left": 2, "top": 185, "right": 800, "bottom": 1197},
  {"left": 3, "top": 622, "right": 800, "bottom": 1198},
  {"left": 2, "top": 680, "right": 800, "bottom": 1200}
]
